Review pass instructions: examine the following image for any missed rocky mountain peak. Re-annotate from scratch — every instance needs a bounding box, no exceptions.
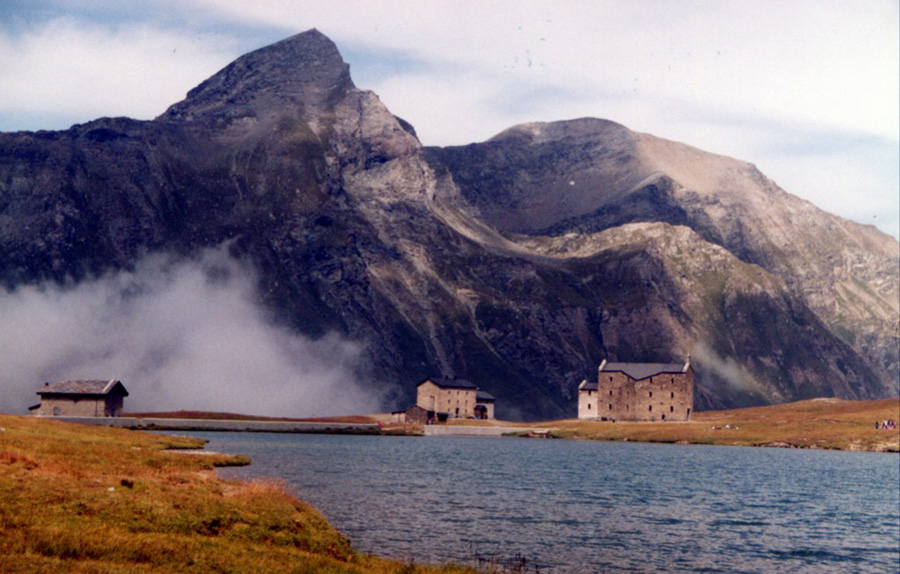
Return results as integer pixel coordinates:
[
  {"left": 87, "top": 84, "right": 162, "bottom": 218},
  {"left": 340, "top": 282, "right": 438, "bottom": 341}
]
[
  {"left": 488, "top": 118, "right": 634, "bottom": 146},
  {"left": 0, "top": 30, "right": 896, "bottom": 419},
  {"left": 157, "top": 29, "right": 353, "bottom": 129}
]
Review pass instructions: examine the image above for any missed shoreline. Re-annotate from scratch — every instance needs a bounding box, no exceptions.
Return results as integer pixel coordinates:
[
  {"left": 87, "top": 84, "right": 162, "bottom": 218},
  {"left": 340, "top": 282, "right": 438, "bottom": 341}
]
[
  {"left": 38, "top": 415, "right": 382, "bottom": 434},
  {"left": 28, "top": 397, "right": 900, "bottom": 452},
  {"left": 0, "top": 413, "right": 475, "bottom": 573},
  {"left": 539, "top": 397, "right": 900, "bottom": 452}
]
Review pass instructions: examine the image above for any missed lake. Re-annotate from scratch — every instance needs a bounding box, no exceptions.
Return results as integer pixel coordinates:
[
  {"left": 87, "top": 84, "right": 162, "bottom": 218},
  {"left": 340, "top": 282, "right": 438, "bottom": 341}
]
[{"left": 186, "top": 432, "right": 899, "bottom": 573}]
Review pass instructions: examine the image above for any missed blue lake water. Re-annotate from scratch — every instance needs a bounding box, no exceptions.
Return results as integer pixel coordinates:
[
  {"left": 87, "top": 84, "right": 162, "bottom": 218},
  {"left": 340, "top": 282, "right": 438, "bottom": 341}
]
[{"left": 187, "top": 432, "right": 899, "bottom": 573}]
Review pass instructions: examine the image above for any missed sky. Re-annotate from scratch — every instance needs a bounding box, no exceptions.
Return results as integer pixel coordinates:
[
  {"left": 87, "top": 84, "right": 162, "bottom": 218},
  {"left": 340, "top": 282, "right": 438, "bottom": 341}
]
[{"left": 0, "top": 0, "right": 897, "bottom": 239}]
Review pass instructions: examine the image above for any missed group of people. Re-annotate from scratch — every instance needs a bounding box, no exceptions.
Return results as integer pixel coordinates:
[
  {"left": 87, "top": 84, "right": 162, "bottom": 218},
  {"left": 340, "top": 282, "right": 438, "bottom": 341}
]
[{"left": 875, "top": 419, "right": 896, "bottom": 430}]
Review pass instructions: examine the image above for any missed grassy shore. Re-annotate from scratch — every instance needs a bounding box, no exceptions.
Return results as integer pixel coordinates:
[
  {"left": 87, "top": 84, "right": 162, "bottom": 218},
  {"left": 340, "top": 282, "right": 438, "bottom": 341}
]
[
  {"left": 128, "top": 399, "right": 900, "bottom": 452},
  {"left": 538, "top": 398, "right": 900, "bottom": 452},
  {"left": 0, "top": 415, "right": 473, "bottom": 574},
  {"left": 1, "top": 400, "right": 894, "bottom": 571}
]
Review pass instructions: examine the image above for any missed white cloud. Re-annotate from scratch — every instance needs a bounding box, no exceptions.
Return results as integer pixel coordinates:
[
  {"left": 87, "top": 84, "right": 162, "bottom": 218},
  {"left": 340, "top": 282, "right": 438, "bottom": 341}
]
[
  {"left": 0, "top": 248, "right": 383, "bottom": 417},
  {"left": 0, "top": 17, "right": 239, "bottom": 130},
  {"left": 754, "top": 140, "right": 900, "bottom": 239}
]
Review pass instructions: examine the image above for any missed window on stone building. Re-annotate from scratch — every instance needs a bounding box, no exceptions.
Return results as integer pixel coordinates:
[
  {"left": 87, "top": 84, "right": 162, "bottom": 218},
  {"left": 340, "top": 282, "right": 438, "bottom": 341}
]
[
  {"left": 649, "top": 391, "right": 653, "bottom": 398},
  {"left": 670, "top": 405, "right": 674, "bottom": 413},
  {"left": 608, "top": 403, "right": 612, "bottom": 410},
  {"left": 649, "top": 405, "right": 653, "bottom": 412}
]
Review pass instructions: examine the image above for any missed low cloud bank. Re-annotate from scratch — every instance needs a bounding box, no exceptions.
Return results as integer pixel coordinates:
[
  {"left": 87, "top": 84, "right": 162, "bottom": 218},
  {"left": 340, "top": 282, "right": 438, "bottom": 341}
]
[
  {"left": 0, "top": 248, "right": 381, "bottom": 417},
  {"left": 691, "top": 342, "right": 767, "bottom": 406}
]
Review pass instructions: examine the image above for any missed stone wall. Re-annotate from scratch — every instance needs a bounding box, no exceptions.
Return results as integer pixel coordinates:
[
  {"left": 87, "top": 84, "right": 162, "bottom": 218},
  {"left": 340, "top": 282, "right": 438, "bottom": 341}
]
[
  {"left": 578, "top": 387, "right": 599, "bottom": 419},
  {"left": 40, "top": 397, "right": 105, "bottom": 417},
  {"left": 416, "top": 381, "right": 477, "bottom": 418},
  {"left": 38, "top": 393, "right": 124, "bottom": 417},
  {"left": 596, "top": 369, "right": 694, "bottom": 421},
  {"left": 405, "top": 405, "right": 429, "bottom": 424}
]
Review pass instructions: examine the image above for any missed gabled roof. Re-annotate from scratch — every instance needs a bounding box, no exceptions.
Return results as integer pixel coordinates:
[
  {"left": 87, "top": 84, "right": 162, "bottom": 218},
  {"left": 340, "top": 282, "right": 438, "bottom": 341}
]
[
  {"left": 599, "top": 361, "right": 689, "bottom": 381},
  {"left": 578, "top": 379, "right": 598, "bottom": 391},
  {"left": 476, "top": 390, "right": 496, "bottom": 402},
  {"left": 38, "top": 379, "right": 129, "bottom": 397},
  {"left": 418, "top": 377, "right": 478, "bottom": 390}
]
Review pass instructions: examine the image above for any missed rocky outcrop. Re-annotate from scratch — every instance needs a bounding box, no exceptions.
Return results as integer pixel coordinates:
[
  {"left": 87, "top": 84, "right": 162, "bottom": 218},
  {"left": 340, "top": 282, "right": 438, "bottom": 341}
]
[
  {"left": 428, "top": 119, "right": 899, "bottom": 400},
  {"left": 1, "top": 30, "right": 896, "bottom": 419}
]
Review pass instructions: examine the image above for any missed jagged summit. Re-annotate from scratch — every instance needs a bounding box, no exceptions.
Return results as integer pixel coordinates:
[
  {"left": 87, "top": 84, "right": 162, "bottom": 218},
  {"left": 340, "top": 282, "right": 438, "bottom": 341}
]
[{"left": 157, "top": 29, "right": 353, "bottom": 126}]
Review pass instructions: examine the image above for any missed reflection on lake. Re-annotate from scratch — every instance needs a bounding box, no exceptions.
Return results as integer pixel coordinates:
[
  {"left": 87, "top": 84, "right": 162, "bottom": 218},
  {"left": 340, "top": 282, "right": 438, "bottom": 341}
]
[{"left": 190, "top": 432, "right": 899, "bottom": 573}]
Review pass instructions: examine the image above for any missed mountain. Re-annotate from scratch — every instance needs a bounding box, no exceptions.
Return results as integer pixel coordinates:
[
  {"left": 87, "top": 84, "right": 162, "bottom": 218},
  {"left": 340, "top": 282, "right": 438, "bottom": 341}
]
[
  {"left": 1, "top": 30, "right": 897, "bottom": 419},
  {"left": 426, "top": 119, "right": 900, "bottom": 407}
]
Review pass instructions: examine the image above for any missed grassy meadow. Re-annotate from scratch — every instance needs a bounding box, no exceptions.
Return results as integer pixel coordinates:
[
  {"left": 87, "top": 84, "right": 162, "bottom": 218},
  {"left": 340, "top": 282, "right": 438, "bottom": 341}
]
[
  {"left": 539, "top": 398, "right": 900, "bottom": 451},
  {"left": 0, "top": 415, "right": 473, "bottom": 574}
]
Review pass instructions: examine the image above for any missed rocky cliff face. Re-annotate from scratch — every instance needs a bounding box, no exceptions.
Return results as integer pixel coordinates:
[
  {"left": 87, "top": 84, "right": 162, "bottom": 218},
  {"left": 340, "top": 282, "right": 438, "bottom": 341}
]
[
  {"left": 428, "top": 119, "right": 899, "bottom": 405},
  {"left": 1, "top": 30, "right": 897, "bottom": 419}
]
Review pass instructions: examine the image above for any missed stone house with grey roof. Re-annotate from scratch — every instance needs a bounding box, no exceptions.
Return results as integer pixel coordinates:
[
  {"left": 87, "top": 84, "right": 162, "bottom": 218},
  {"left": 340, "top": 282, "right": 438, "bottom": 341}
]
[
  {"left": 415, "top": 377, "right": 496, "bottom": 421},
  {"left": 578, "top": 359, "right": 693, "bottom": 421},
  {"left": 34, "top": 379, "right": 129, "bottom": 417}
]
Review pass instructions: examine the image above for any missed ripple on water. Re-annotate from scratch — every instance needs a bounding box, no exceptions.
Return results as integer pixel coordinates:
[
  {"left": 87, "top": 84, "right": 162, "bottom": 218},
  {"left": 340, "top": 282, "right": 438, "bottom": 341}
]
[{"left": 206, "top": 434, "right": 900, "bottom": 573}]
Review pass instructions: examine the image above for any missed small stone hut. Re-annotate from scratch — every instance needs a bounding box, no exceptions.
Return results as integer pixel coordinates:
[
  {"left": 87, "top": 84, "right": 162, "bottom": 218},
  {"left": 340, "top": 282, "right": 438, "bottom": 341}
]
[
  {"left": 578, "top": 359, "right": 693, "bottom": 421},
  {"left": 35, "top": 379, "right": 129, "bottom": 417},
  {"left": 392, "top": 404, "right": 430, "bottom": 425}
]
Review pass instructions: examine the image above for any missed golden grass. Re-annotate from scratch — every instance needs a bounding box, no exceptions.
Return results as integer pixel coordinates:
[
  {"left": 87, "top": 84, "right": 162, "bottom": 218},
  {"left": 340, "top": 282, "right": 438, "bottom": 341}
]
[
  {"left": 541, "top": 398, "right": 900, "bottom": 451},
  {"left": 0, "top": 415, "right": 473, "bottom": 574}
]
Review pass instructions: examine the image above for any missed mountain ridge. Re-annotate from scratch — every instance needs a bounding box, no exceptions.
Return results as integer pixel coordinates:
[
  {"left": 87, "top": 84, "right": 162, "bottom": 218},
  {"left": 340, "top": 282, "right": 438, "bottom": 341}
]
[{"left": 0, "top": 30, "right": 896, "bottom": 419}]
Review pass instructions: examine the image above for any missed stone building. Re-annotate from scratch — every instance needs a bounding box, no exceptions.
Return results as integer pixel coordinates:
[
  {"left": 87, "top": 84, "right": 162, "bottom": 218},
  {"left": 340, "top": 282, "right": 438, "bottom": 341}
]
[
  {"left": 416, "top": 377, "right": 496, "bottom": 420},
  {"left": 578, "top": 359, "right": 693, "bottom": 421},
  {"left": 474, "top": 390, "right": 496, "bottom": 420},
  {"left": 35, "top": 379, "right": 129, "bottom": 417},
  {"left": 392, "top": 404, "right": 431, "bottom": 425}
]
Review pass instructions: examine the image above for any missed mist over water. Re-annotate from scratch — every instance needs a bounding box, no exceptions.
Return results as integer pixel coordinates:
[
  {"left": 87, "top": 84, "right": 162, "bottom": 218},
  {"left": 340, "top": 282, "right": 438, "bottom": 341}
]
[{"left": 0, "top": 247, "right": 382, "bottom": 416}]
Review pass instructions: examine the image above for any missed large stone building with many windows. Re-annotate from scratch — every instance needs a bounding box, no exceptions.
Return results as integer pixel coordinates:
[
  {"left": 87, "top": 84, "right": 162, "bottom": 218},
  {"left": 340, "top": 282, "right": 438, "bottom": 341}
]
[{"left": 578, "top": 360, "right": 693, "bottom": 421}]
